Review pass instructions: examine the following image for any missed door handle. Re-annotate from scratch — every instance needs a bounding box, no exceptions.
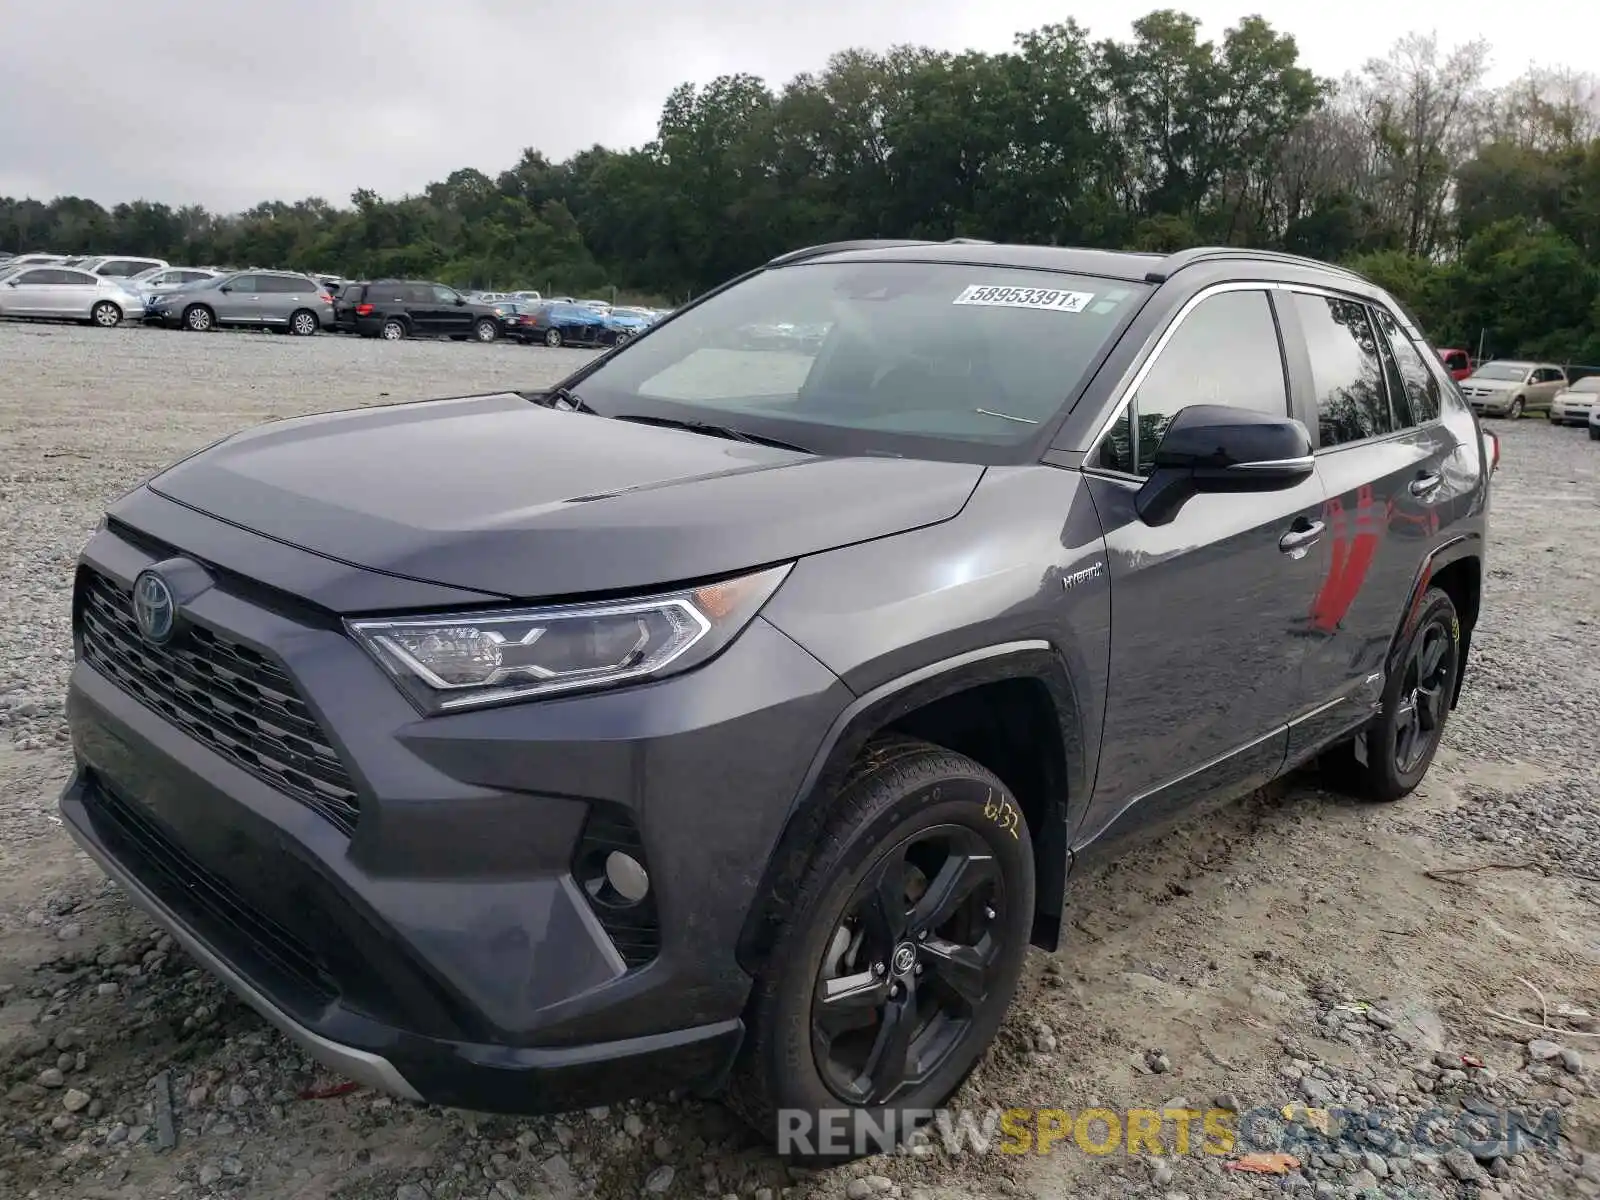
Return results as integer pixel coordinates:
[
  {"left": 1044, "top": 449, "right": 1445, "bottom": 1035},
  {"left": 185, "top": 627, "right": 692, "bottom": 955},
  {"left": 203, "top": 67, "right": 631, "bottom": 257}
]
[
  {"left": 1409, "top": 471, "right": 1442, "bottom": 496},
  {"left": 1279, "top": 519, "right": 1325, "bottom": 557}
]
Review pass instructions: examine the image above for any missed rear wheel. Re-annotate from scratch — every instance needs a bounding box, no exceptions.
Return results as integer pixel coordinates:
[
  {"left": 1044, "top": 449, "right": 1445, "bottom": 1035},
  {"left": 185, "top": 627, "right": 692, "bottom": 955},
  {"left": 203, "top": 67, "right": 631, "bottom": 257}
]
[
  {"left": 288, "top": 309, "right": 318, "bottom": 336},
  {"left": 544, "top": 327, "right": 563, "bottom": 348},
  {"left": 725, "top": 738, "right": 1034, "bottom": 1162},
  {"left": 90, "top": 301, "right": 122, "bottom": 328},
  {"left": 381, "top": 318, "right": 406, "bottom": 341},
  {"left": 184, "top": 304, "right": 214, "bottom": 332},
  {"left": 1322, "top": 587, "right": 1460, "bottom": 803}
]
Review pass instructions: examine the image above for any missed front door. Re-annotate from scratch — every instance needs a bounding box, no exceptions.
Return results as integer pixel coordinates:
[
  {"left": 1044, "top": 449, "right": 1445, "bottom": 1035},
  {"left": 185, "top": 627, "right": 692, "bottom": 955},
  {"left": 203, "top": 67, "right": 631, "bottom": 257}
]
[
  {"left": 214, "top": 275, "right": 260, "bottom": 323},
  {"left": 431, "top": 285, "right": 472, "bottom": 336},
  {"left": 1074, "top": 286, "right": 1330, "bottom": 853},
  {"left": 1275, "top": 290, "right": 1461, "bottom": 762}
]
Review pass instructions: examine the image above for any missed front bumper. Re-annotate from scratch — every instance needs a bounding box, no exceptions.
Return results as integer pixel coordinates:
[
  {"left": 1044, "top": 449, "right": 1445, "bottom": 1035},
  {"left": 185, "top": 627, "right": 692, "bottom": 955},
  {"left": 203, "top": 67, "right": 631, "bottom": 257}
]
[
  {"left": 61, "top": 500, "right": 849, "bottom": 1112},
  {"left": 1551, "top": 401, "right": 1594, "bottom": 424}
]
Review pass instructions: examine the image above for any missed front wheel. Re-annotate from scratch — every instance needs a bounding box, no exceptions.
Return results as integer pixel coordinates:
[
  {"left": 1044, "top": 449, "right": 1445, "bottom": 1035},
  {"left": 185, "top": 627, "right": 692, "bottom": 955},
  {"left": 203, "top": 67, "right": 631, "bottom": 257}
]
[
  {"left": 474, "top": 318, "right": 498, "bottom": 343},
  {"left": 1323, "top": 587, "right": 1460, "bottom": 802},
  {"left": 1589, "top": 426, "right": 1600, "bottom": 441},
  {"left": 90, "top": 301, "right": 122, "bottom": 328},
  {"left": 184, "top": 304, "right": 214, "bottom": 332},
  {"left": 725, "top": 738, "right": 1034, "bottom": 1162},
  {"left": 1508, "top": 396, "right": 1525, "bottom": 419}
]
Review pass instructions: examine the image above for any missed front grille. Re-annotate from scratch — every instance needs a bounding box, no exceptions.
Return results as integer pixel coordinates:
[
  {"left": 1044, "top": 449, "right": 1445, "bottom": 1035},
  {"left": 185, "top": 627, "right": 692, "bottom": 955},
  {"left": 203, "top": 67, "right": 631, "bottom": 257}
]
[
  {"left": 78, "top": 568, "right": 361, "bottom": 834},
  {"left": 86, "top": 775, "right": 337, "bottom": 1008}
]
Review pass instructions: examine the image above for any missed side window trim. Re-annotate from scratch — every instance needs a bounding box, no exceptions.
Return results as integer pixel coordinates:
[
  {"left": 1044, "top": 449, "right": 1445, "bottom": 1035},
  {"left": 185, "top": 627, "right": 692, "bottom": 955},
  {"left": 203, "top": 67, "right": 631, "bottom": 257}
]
[{"left": 1082, "top": 280, "right": 1283, "bottom": 479}]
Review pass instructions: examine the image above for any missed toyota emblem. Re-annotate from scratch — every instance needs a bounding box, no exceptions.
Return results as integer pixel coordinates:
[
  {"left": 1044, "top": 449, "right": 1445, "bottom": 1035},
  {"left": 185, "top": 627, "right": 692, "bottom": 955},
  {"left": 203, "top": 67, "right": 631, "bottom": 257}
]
[
  {"left": 891, "top": 942, "right": 917, "bottom": 976},
  {"left": 132, "top": 570, "right": 176, "bottom": 644}
]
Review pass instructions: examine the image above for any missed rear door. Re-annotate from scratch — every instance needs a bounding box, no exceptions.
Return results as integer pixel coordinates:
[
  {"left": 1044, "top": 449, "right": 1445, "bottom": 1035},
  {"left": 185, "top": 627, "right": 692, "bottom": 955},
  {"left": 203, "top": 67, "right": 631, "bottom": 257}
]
[
  {"left": 1278, "top": 289, "right": 1461, "bottom": 763},
  {"left": 1075, "top": 286, "right": 1330, "bottom": 849}
]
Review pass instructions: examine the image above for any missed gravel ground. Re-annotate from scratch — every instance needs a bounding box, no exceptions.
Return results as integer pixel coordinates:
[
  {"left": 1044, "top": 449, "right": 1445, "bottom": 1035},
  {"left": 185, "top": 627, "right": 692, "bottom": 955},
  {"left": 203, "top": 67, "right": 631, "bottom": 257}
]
[{"left": 1, "top": 321, "right": 1598, "bottom": 1199}]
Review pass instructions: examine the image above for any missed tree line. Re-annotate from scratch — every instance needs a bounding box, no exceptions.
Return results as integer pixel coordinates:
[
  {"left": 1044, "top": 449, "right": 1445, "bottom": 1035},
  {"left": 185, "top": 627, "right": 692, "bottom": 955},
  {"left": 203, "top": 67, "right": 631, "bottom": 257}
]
[{"left": 4, "top": 9, "right": 1599, "bottom": 360}]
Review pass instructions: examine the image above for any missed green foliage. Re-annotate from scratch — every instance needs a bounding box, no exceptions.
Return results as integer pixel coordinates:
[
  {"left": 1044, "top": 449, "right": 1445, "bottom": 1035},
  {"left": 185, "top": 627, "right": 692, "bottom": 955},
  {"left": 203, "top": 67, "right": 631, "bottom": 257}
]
[{"left": 3, "top": 10, "right": 1598, "bottom": 359}]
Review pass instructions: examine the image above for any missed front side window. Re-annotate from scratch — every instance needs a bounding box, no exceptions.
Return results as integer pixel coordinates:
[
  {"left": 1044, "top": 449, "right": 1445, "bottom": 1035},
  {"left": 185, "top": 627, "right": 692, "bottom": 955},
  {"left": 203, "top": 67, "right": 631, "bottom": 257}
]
[
  {"left": 432, "top": 285, "right": 460, "bottom": 304},
  {"left": 571, "top": 261, "right": 1149, "bottom": 460},
  {"left": 1374, "top": 309, "right": 1441, "bottom": 424},
  {"left": 1291, "top": 292, "right": 1396, "bottom": 449},
  {"left": 225, "top": 275, "right": 258, "bottom": 294}
]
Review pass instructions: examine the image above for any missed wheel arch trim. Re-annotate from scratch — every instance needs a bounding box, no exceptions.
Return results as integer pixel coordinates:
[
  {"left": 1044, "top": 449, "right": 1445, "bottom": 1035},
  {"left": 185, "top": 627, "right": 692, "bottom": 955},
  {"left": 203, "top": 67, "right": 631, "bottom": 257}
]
[
  {"left": 734, "top": 640, "right": 1081, "bottom": 971},
  {"left": 1390, "top": 533, "right": 1481, "bottom": 708}
]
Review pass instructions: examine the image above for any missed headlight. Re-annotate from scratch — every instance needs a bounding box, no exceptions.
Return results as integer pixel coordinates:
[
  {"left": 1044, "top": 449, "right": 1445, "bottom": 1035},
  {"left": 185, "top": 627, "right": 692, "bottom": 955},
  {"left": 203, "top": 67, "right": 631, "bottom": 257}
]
[{"left": 346, "top": 564, "right": 793, "bottom": 714}]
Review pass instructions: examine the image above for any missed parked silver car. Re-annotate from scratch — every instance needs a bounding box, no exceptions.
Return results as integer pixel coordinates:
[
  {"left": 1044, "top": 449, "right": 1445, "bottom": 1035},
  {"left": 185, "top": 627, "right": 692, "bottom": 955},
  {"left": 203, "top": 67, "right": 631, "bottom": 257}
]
[
  {"left": 1550, "top": 376, "right": 1600, "bottom": 427},
  {"left": 1457, "top": 360, "right": 1568, "bottom": 418},
  {"left": 0, "top": 266, "right": 142, "bottom": 327},
  {"left": 148, "top": 270, "right": 334, "bottom": 335}
]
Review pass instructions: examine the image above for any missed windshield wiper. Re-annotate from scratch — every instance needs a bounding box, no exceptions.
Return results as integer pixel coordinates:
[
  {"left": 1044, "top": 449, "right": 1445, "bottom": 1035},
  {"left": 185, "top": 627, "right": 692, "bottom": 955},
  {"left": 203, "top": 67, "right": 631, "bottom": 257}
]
[
  {"left": 525, "top": 385, "right": 597, "bottom": 414},
  {"left": 610, "top": 414, "right": 813, "bottom": 454}
]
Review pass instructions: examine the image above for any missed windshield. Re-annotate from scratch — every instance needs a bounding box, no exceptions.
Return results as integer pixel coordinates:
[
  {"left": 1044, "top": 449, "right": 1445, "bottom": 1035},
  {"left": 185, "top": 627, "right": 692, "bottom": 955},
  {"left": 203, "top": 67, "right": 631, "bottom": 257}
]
[
  {"left": 1470, "top": 363, "right": 1529, "bottom": 382},
  {"left": 568, "top": 261, "right": 1148, "bottom": 459}
]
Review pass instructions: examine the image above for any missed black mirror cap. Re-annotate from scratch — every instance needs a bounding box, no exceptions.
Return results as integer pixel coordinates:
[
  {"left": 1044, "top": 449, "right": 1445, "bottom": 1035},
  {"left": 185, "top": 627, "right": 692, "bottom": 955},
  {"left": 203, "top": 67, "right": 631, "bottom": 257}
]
[
  {"left": 1151, "top": 403, "right": 1313, "bottom": 472},
  {"left": 1136, "top": 404, "right": 1315, "bottom": 526}
]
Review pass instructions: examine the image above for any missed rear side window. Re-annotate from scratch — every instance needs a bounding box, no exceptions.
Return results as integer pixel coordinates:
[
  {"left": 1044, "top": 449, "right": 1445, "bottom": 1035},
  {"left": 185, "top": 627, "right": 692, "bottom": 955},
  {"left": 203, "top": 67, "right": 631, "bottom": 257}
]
[
  {"left": 1290, "top": 292, "right": 1396, "bottom": 449},
  {"left": 98, "top": 259, "right": 156, "bottom": 277},
  {"left": 260, "top": 276, "right": 308, "bottom": 293},
  {"left": 1093, "top": 289, "right": 1288, "bottom": 476},
  {"left": 1373, "top": 309, "right": 1441, "bottom": 424}
]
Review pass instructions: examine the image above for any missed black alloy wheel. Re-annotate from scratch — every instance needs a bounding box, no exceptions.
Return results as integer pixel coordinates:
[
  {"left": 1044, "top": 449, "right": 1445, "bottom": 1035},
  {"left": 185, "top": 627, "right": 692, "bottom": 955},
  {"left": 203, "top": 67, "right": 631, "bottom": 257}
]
[{"left": 812, "top": 824, "right": 1005, "bottom": 1106}]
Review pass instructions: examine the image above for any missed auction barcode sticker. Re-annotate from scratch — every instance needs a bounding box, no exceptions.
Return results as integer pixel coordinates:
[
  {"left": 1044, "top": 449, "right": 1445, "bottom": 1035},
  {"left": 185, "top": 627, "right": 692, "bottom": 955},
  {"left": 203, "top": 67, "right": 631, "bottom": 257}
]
[{"left": 953, "top": 284, "right": 1095, "bottom": 312}]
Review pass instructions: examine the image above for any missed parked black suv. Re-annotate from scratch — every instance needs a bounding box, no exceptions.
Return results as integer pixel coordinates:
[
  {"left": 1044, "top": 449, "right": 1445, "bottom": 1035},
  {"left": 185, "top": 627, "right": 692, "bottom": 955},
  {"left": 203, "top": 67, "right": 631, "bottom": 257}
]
[
  {"left": 61, "top": 241, "right": 1490, "bottom": 1157},
  {"left": 338, "top": 279, "right": 502, "bottom": 342}
]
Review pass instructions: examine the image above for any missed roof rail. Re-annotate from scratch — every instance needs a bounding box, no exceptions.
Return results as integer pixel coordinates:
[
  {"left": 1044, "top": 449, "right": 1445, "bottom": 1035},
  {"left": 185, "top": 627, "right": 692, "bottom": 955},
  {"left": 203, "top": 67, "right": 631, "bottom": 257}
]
[
  {"left": 766, "top": 239, "right": 940, "bottom": 267},
  {"left": 944, "top": 237, "right": 994, "bottom": 244},
  {"left": 1146, "top": 246, "right": 1370, "bottom": 285}
]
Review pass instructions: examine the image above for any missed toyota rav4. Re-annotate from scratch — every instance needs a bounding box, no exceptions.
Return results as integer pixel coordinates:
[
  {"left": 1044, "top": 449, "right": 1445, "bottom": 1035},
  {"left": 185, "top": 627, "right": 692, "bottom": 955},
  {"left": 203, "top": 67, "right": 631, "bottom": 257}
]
[{"left": 61, "top": 240, "right": 1490, "bottom": 1155}]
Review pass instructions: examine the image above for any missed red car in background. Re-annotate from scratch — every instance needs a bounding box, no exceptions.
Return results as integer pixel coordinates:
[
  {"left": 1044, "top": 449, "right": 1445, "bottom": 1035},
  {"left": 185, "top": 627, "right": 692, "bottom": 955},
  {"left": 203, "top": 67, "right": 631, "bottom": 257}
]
[{"left": 1438, "top": 348, "right": 1473, "bottom": 380}]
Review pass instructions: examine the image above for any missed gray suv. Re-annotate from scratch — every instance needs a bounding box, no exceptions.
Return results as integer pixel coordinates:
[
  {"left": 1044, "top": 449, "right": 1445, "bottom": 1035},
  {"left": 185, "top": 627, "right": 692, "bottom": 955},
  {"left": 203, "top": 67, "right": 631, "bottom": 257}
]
[
  {"left": 148, "top": 269, "right": 333, "bottom": 335},
  {"left": 60, "top": 240, "right": 1489, "bottom": 1157}
]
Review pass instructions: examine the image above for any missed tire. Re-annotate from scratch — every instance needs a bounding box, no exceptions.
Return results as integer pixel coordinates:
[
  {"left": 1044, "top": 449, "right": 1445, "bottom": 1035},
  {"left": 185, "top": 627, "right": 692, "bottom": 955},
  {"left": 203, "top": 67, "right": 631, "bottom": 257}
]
[
  {"left": 544, "top": 327, "right": 563, "bottom": 348},
  {"left": 1323, "top": 587, "right": 1460, "bottom": 803},
  {"left": 380, "top": 318, "right": 406, "bottom": 341},
  {"left": 474, "top": 318, "right": 498, "bottom": 343},
  {"left": 90, "top": 301, "right": 122, "bottom": 328},
  {"left": 184, "top": 304, "right": 214, "bottom": 333},
  {"left": 1589, "top": 426, "right": 1599, "bottom": 441},
  {"left": 288, "top": 309, "right": 318, "bottom": 336},
  {"left": 1508, "top": 396, "right": 1524, "bottom": 419},
  {"left": 724, "top": 737, "right": 1035, "bottom": 1162}
]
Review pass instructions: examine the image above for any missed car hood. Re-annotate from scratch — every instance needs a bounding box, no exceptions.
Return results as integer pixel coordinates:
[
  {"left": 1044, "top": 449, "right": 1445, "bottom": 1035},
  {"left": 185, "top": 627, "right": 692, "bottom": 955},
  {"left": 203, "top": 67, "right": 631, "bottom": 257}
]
[
  {"left": 145, "top": 392, "right": 985, "bottom": 602},
  {"left": 1463, "top": 378, "right": 1519, "bottom": 391}
]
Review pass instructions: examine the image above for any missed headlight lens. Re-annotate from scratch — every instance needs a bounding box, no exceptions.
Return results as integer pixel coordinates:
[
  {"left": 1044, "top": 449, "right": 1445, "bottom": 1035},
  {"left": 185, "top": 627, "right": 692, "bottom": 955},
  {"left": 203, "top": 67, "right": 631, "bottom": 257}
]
[{"left": 346, "top": 563, "right": 792, "bottom": 714}]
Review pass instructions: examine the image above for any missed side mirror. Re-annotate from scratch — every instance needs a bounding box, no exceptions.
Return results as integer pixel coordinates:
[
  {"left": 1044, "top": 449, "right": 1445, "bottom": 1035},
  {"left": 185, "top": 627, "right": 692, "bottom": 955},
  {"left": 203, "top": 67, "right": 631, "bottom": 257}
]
[
  {"left": 218, "top": 285, "right": 232, "bottom": 293},
  {"left": 1135, "top": 404, "right": 1314, "bottom": 526},
  {"left": 456, "top": 296, "right": 467, "bottom": 306}
]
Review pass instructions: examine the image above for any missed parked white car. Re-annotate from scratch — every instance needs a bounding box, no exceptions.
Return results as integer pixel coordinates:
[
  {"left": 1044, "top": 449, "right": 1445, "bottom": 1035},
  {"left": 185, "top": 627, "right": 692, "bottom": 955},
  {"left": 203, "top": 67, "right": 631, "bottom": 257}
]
[
  {"left": 1550, "top": 376, "right": 1600, "bottom": 427},
  {"left": 1590, "top": 402, "right": 1600, "bottom": 442},
  {"left": 0, "top": 267, "right": 142, "bottom": 327}
]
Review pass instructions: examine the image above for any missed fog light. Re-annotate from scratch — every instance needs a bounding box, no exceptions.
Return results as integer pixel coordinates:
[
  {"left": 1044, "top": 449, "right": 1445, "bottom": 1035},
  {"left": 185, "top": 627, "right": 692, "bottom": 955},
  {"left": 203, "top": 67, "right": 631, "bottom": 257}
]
[{"left": 604, "top": 851, "right": 650, "bottom": 903}]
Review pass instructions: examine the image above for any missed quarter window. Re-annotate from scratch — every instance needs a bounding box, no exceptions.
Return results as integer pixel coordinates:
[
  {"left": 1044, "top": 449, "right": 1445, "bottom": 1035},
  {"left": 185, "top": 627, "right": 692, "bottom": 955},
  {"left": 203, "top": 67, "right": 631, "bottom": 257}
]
[
  {"left": 1290, "top": 292, "right": 1397, "bottom": 449},
  {"left": 1092, "top": 289, "right": 1288, "bottom": 477}
]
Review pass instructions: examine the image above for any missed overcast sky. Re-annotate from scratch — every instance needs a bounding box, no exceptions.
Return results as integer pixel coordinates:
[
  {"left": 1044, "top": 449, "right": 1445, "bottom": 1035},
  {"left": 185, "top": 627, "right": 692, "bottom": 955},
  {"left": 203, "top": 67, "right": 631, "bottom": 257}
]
[{"left": 0, "top": 0, "right": 1589, "bottom": 213}]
